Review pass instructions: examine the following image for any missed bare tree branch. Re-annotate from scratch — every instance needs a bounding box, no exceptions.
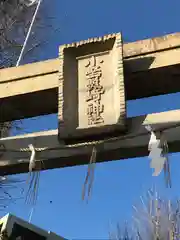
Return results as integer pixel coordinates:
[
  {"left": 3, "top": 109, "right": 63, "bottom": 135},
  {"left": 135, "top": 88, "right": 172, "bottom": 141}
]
[{"left": 0, "top": 0, "right": 56, "bottom": 208}]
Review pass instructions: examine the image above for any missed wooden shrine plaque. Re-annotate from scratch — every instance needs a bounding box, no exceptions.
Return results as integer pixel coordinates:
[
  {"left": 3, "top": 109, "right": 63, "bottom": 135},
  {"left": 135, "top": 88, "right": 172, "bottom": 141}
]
[{"left": 58, "top": 33, "right": 126, "bottom": 142}]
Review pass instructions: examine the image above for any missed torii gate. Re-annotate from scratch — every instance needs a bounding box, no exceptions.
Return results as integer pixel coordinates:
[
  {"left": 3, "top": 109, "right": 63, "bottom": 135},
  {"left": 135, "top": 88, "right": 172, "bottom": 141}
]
[{"left": 0, "top": 32, "right": 180, "bottom": 176}]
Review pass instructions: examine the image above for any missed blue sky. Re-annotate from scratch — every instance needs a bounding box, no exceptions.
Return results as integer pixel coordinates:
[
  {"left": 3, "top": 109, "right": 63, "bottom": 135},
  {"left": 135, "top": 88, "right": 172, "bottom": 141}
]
[{"left": 2, "top": 0, "right": 180, "bottom": 239}]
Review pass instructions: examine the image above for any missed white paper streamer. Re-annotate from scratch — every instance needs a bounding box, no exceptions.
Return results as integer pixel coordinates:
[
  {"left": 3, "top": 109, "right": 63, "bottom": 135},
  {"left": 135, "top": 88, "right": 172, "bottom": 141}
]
[{"left": 146, "top": 126, "right": 167, "bottom": 176}]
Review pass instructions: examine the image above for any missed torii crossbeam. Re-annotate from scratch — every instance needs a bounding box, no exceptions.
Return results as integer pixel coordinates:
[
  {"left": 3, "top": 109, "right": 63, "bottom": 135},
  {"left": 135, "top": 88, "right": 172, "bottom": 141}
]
[{"left": 0, "top": 32, "right": 180, "bottom": 175}]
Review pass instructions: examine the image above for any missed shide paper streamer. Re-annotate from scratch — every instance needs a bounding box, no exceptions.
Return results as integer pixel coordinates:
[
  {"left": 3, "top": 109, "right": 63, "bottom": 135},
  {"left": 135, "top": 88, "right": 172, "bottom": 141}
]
[{"left": 146, "top": 125, "right": 171, "bottom": 188}]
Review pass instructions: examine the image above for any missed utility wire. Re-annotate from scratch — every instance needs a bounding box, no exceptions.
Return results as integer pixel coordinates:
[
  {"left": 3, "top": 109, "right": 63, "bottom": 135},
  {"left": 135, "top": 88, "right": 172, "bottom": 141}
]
[
  {"left": 14, "top": 0, "right": 43, "bottom": 222},
  {"left": 16, "top": 0, "right": 42, "bottom": 66}
]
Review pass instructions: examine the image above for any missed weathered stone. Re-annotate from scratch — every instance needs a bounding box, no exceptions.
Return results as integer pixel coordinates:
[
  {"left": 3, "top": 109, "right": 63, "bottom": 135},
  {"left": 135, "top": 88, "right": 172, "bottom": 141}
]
[{"left": 58, "top": 33, "right": 126, "bottom": 142}]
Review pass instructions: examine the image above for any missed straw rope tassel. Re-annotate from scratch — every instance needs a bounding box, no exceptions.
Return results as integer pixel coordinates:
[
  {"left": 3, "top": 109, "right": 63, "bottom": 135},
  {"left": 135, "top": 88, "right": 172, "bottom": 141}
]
[{"left": 82, "top": 146, "right": 97, "bottom": 202}]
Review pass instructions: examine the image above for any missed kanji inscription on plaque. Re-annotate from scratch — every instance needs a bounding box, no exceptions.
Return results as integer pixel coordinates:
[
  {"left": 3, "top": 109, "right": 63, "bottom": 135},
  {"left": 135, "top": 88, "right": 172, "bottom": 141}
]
[
  {"left": 58, "top": 33, "right": 126, "bottom": 141},
  {"left": 85, "top": 56, "right": 105, "bottom": 126}
]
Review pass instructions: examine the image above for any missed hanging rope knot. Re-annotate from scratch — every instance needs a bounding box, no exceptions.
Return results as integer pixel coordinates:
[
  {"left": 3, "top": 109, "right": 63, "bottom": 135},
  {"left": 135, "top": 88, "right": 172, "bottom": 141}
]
[
  {"left": 25, "top": 143, "right": 44, "bottom": 206},
  {"left": 20, "top": 0, "right": 39, "bottom": 7},
  {"left": 28, "top": 144, "right": 36, "bottom": 172},
  {"left": 145, "top": 125, "right": 171, "bottom": 187}
]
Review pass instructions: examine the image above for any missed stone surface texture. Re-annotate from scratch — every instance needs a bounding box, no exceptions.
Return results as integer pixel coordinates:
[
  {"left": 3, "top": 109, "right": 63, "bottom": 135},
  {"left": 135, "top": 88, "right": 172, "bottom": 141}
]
[{"left": 58, "top": 33, "right": 126, "bottom": 141}]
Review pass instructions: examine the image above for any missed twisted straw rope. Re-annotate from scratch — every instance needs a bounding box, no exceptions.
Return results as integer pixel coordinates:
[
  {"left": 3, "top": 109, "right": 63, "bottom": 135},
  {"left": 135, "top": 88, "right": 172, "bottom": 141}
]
[{"left": 0, "top": 121, "right": 179, "bottom": 155}]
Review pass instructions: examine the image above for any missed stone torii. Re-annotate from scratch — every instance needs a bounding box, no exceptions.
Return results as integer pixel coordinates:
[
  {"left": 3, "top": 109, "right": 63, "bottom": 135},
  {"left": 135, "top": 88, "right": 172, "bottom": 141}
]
[{"left": 0, "top": 32, "right": 180, "bottom": 176}]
